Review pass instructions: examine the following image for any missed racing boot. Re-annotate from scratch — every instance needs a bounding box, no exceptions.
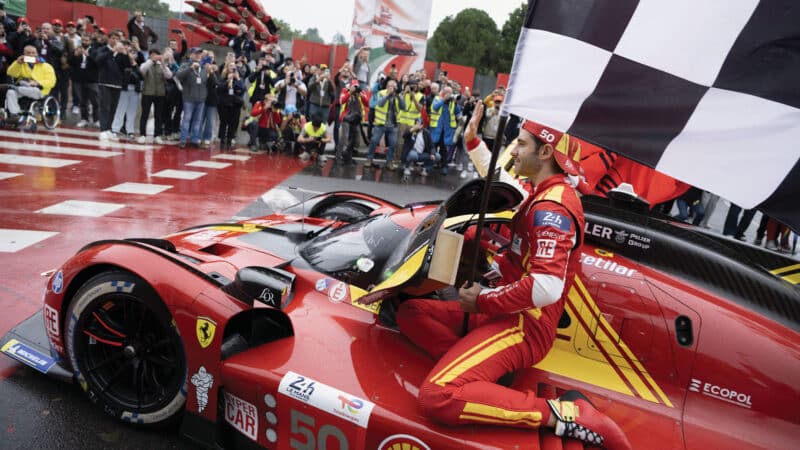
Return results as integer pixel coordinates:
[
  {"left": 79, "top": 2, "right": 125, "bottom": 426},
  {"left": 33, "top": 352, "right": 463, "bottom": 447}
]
[{"left": 547, "top": 390, "right": 632, "bottom": 450}]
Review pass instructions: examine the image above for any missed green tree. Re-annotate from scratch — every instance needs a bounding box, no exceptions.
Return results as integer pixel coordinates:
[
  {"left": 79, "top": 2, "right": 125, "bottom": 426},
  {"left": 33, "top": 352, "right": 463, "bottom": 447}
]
[
  {"left": 272, "top": 17, "right": 300, "bottom": 41},
  {"left": 299, "top": 27, "right": 324, "bottom": 44},
  {"left": 497, "top": 3, "right": 527, "bottom": 73},
  {"left": 427, "top": 8, "right": 499, "bottom": 75},
  {"left": 101, "top": 0, "right": 171, "bottom": 19},
  {"left": 332, "top": 32, "right": 347, "bottom": 46}
]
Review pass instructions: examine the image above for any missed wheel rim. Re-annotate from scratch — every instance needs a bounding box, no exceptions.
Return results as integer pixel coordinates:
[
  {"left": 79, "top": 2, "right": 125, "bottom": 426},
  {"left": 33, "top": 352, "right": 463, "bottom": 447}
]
[
  {"left": 42, "top": 98, "right": 60, "bottom": 129},
  {"left": 76, "top": 294, "right": 184, "bottom": 412}
]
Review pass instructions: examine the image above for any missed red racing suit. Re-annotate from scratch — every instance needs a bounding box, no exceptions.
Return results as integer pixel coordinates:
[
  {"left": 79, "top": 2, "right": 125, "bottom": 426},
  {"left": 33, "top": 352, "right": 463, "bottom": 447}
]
[{"left": 397, "top": 164, "right": 584, "bottom": 429}]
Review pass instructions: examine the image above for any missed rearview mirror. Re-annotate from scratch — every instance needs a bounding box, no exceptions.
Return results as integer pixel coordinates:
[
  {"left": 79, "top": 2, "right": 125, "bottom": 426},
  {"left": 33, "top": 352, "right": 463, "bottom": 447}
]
[{"left": 222, "top": 266, "right": 295, "bottom": 309}]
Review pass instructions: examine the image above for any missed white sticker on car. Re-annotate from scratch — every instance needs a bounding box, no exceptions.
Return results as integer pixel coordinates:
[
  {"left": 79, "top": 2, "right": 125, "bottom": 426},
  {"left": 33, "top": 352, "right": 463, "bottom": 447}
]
[
  {"left": 279, "top": 371, "right": 375, "bottom": 428},
  {"left": 225, "top": 391, "right": 258, "bottom": 441}
]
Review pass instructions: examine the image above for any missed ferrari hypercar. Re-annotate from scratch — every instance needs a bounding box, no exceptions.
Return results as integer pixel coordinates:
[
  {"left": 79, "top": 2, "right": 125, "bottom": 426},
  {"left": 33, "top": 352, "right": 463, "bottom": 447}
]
[
  {"left": 2, "top": 181, "right": 799, "bottom": 449},
  {"left": 384, "top": 35, "right": 416, "bottom": 56}
]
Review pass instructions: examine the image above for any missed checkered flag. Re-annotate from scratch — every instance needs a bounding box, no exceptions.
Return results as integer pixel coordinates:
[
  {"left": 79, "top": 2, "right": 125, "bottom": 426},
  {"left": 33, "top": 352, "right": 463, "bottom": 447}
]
[{"left": 504, "top": 0, "right": 800, "bottom": 232}]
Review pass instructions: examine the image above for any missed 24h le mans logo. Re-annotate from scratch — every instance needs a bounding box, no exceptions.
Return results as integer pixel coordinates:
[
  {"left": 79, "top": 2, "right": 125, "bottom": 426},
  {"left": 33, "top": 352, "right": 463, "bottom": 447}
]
[{"left": 196, "top": 317, "right": 217, "bottom": 348}]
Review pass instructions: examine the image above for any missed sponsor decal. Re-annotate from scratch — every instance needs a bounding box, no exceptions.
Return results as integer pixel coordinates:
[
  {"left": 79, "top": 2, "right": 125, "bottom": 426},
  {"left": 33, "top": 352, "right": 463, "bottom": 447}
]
[
  {"left": 52, "top": 271, "right": 64, "bottom": 294},
  {"left": 184, "top": 229, "right": 227, "bottom": 245},
  {"left": 195, "top": 317, "right": 217, "bottom": 349},
  {"left": 511, "top": 236, "right": 522, "bottom": 255},
  {"left": 191, "top": 366, "right": 214, "bottom": 413},
  {"left": 225, "top": 391, "right": 258, "bottom": 441},
  {"left": 534, "top": 210, "right": 572, "bottom": 232},
  {"left": 328, "top": 281, "right": 349, "bottom": 304},
  {"left": 279, "top": 371, "right": 375, "bottom": 428},
  {"left": 579, "top": 253, "right": 637, "bottom": 277},
  {"left": 258, "top": 288, "right": 277, "bottom": 307},
  {"left": 378, "top": 434, "right": 432, "bottom": 450},
  {"left": 44, "top": 304, "right": 59, "bottom": 338},
  {"left": 1, "top": 339, "right": 56, "bottom": 373},
  {"left": 689, "top": 378, "right": 752, "bottom": 409},
  {"left": 595, "top": 248, "right": 614, "bottom": 257},
  {"left": 536, "top": 229, "right": 565, "bottom": 241},
  {"left": 315, "top": 277, "right": 334, "bottom": 292},
  {"left": 584, "top": 222, "right": 652, "bottom": 250},
  {"left": 535, "top": 239, "right": 557, "bottom": 259}
]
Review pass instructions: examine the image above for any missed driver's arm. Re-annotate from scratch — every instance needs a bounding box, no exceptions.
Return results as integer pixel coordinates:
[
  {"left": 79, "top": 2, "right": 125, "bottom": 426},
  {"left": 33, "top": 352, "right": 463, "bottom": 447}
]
[{"left": 476, "top": 202, "right": 576, "bottom": 315}]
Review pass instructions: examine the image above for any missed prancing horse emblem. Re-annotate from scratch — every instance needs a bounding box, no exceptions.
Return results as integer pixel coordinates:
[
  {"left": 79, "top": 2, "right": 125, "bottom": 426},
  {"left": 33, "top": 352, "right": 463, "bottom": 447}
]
[{"left": 196, "top": 317, "right": 217, "bottom": 349}]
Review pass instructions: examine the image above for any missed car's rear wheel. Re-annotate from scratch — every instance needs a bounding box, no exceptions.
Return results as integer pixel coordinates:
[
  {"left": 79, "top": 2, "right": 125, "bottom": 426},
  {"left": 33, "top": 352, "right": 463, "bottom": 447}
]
[{"left": 65, "top": 271, "right": 186, "bottom": 426}]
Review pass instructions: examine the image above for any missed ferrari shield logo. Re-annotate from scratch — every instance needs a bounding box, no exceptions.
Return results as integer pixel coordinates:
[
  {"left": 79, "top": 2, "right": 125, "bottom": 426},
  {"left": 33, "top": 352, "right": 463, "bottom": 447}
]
[{"left": 196, "top": 317, "right": 217, "bottom": 349}]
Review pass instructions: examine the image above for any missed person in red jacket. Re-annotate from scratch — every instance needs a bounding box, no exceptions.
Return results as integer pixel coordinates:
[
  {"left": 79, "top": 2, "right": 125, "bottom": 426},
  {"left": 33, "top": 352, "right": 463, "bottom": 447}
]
[
  {"left": 336, "top": 79, "right": 368, "bottom": 165},
  {"left": 381, "top": 103, "right": 631, "bottom": 450},
  {"left": 246, "top": 95, "right": 282, "bottom": 151}
]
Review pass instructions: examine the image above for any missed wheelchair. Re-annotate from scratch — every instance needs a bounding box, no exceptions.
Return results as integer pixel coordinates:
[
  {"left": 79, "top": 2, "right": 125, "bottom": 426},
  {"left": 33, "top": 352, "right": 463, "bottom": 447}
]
[{"left": 0, "top": 84, "right": 61, "bottom": 131}]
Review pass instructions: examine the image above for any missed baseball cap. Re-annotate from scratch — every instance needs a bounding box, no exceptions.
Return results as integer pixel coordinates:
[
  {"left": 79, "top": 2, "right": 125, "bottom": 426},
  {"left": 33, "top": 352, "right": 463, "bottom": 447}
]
[
  {"left": 17, "top": 17, "right": 28, "bottom": 24},
  {"left": 521, "top": 120, "right": 582, "bottom": 176},
  {"left": 97, "top": 26, "right": 108, "bottom": 35},
  {"left": 190, "top": 47, "right": 203, "bottom": 54},
  {"left": 350, "top": 80, "right": 359, "bottom": 87},
  {"left": 52, "top": 19, "right": 63, "bottom": 26},
  {"left": 66, "top": 21, "right": 75, "bottom": 27}
]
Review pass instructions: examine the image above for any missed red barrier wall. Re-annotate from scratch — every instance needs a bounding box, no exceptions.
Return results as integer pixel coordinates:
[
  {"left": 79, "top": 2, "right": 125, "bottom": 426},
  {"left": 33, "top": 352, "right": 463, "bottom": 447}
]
[
  {"left": 496, "top": 73, "right": 509, "bottom": 89},
  {"left": 292, "top": 40, "right": 332, "bottom": 67},
  {"left": 439, "top": 62, "right": 475, "bottom": 91},
  {"left": 26, "top": 0, "right": 128, "bottom": 34},
  {"left": 423, "top": 60, "right": 437, "bottom": 81},
  {"left": 332, "top": 44, "right": 349, "bottom": 71}
]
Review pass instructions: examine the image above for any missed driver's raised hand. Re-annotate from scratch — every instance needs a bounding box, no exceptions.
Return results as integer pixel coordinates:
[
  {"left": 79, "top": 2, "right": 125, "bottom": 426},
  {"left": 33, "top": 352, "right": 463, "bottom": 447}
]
[{"left": 463, "top": 101, "right": 484, "bottom": 143}]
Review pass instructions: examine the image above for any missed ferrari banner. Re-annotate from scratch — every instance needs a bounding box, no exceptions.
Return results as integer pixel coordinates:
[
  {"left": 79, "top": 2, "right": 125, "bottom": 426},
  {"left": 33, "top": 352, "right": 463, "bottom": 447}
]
[
  {"left": 350, "top": 0, "right": 433, "bottom": 83},
  {"left": 504, "top": 0, "right": 800, "bottom": 232}
]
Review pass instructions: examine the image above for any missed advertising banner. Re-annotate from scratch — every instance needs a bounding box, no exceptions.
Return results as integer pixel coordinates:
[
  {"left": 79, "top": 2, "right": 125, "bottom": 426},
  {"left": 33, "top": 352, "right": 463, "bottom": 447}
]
[{"left": 351, "top": 0, "right": 432, "bottom": 84}]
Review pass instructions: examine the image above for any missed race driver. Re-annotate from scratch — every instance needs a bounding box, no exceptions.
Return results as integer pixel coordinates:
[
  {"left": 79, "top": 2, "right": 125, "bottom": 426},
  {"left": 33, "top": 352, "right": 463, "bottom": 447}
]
[{"left": 392, "top": 103, "right": 631, "bottom": 449}]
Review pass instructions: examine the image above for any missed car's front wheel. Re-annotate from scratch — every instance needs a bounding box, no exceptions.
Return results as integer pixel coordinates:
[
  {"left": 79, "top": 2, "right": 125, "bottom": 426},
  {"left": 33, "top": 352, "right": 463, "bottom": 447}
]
[{"left": 65, "top": 271, "right": 187, "bottom": 426}]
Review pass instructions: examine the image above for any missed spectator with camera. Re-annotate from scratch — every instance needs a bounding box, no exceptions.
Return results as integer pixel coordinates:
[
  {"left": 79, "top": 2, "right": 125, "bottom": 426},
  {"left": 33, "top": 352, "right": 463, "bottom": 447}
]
[
  {"left": 167, "top": 29, "right": 187, "bottom": 64},
  {"left": 306, "top": 66, "right": 334, "bottom": 124},
  {"left": 162, "top": 46, "right": 183, "bottom": 139},
  {"left": 4, "top": 45, "right": 55, "bottom": 119},
  {"left": 229, "top": 24, "right": 256, "bottom": 61},
  {"left": 402, "top": 118, "right": 438, "bottom": 177},
  {"left": 482, "top": 94, "right": 503, "bottom": 150},
  {"left": 8, "top": 17, "right": 35, "bottom": 58},
  {"left": 127, "top": 10, "right": 157, "bottom": 57},
  {"left": 0, "top": 7, "right": 16, "bottom": 35},
  {"left": 430, "top": 85, "right": 461, "bottom": 175},
  {"left": 297, "top": 112, "right": 331, "bottom": 162},
  {"left": 248, "top": 53, "right": 278, "bottom": 105},
  {"left": 274, "top": 64, "right": 306, "bottom": 115},
  {"left": 137, "top": 48, "right": 172, "bottom": 144},
  {"left": 246, "top": 94, "right": 282, "bottom": 151},
  {"left": 352, "top": 47, "right": 370, "bottom": 90},
  {"left": 281, "top": 111, "right": 304, "bottom": 155},
  {"left": 393, "top": 79, "right": 424, "bottom": 170},
  {"left": 175, "top": 47, "right": 208, "bottom": 148},
  {"left": 336, "top": 79, "right": 368, "bottom": 165},
  {"left": 365, "top": 78, "right": 405, "bottom": 168},
  {"left": 109, "top": 39, "right": 143, "bottom": 140},
  {"left": 92, "top": 30, "right": 130, "bottom": 141},
  {"left": 69, "top": 40, "right": 99, "bottom": 128},
  {"left": 217, "top": 61, "right": 245, "bottom": 150},
  {"left": 200, "top": 60, "right": 220, "bottom": 148}
]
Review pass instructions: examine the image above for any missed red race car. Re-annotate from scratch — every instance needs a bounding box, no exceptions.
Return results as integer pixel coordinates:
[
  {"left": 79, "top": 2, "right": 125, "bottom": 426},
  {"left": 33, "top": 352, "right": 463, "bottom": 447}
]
[
  {"left": 384, "top": 34, "right": 416, "bottom": 56},
  {"left": 2, "top": 182, "right": 798, "bottom": 449}
]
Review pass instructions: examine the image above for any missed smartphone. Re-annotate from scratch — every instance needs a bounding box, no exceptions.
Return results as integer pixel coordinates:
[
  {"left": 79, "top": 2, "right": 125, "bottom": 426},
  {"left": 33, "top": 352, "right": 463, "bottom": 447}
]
[{"left": 23, "top": 56, "right": 36, "bottom": 64}]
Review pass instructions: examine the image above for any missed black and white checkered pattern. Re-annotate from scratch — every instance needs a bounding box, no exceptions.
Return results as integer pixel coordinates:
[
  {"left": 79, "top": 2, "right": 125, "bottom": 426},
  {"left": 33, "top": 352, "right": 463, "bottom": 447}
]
[{"left": 504, "top": 0, "right": 800, "bottom": 231}]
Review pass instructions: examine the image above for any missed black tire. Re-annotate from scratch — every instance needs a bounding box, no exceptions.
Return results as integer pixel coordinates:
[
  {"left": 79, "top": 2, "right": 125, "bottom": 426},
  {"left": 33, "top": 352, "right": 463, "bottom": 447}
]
[
  {"left": 41, "top": 96, "right": 60, "bottom": 129},
  {"left": 65, "top": 271, "right": 187, "bottom": 426}
]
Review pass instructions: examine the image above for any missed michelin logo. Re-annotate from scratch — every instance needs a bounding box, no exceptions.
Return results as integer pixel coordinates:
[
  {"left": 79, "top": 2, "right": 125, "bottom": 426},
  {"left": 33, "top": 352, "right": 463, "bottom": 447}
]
[
  {"left": 191, "top": 366, "right": 214, "bottom": 413},
  {"left": 1, "top": 339, "right": 57, "bottom": 373}
]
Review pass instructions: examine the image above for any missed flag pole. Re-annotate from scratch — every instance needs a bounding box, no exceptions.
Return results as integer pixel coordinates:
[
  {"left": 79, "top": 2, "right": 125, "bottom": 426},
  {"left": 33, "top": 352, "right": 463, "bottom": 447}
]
[{"left": 461, "top": 114, "right": 509, "bottom": 336}]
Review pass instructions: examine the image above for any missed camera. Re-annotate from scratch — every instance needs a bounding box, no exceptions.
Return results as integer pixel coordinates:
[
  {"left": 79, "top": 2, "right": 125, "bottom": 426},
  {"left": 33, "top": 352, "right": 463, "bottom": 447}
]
[
  {"left": 292, "top": 112, "right": 301, "bottom": 119},
  {"left": 289, "top": 74, "right": 295, "bottom": 85},
  {"left": 271, "top": 101, "right": 283, "bottom": 110},
  {"left": 23, "top": 56, "right": 36, "bottom": 64}
]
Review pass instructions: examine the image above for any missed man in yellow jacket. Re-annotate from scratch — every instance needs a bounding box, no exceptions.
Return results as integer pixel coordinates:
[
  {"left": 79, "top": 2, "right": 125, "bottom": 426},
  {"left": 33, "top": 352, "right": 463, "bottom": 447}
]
[{"left": 5, "top": 45, "right": 56, "bottom": 116}]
